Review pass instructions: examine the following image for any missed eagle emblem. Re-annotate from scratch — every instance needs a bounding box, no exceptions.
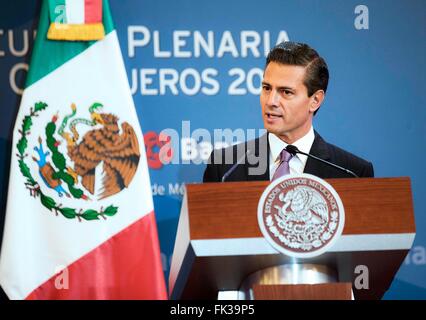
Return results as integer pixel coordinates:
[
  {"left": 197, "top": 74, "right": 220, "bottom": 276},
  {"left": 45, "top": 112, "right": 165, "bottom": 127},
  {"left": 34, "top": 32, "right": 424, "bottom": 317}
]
[
  {"left": 59, "top": 103, "right": 140, "bottom": 200},
  {"left": 16, "top": 101, "right": 141, "bottom": 221},
  {"left": 257, "top": 174, "right": 345, "bottom": 258}
]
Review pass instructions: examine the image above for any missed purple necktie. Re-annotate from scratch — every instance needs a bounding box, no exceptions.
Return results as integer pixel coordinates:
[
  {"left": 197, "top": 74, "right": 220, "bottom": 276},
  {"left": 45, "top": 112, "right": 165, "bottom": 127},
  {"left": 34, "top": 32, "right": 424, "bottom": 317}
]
[{"left": 272, "top": 149, "right": 293, "bottom": 181}]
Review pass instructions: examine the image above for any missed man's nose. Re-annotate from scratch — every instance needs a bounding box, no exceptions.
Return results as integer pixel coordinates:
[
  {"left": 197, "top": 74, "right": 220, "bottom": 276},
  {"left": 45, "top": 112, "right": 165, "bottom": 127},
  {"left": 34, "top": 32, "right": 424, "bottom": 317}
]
[{"left": 267, "top": 90, "right": 280, "bottom": 107}]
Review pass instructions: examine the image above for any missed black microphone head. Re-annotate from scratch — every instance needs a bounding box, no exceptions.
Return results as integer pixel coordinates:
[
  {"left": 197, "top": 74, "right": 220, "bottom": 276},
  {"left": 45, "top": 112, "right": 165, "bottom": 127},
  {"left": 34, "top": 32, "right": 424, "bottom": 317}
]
[{"left": 285, "top": 144, "right": 299, "bottom": 156}]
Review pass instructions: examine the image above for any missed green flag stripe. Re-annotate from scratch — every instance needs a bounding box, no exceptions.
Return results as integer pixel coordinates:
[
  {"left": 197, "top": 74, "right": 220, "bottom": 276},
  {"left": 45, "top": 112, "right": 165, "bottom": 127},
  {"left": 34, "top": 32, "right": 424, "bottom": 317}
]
[
  {"left": 48, "top": 0, "right": 67, "bottom": 24},
  {"left": 25, "top": 0, "right": 115, "bottom": 88}
]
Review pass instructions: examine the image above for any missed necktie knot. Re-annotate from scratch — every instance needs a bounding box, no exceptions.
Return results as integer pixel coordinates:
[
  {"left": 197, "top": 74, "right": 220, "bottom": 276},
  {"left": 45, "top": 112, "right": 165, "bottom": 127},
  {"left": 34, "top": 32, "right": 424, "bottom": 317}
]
[{"left": 279, "top": 148, "right": 292, "bottom": 163}]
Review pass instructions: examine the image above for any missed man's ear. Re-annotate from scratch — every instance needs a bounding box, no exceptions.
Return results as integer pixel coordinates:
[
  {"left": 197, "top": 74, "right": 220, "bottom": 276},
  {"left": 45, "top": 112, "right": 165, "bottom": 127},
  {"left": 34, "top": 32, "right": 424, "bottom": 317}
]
[{"left": 309, "top": 90, "right": 325, "bottom": 113}]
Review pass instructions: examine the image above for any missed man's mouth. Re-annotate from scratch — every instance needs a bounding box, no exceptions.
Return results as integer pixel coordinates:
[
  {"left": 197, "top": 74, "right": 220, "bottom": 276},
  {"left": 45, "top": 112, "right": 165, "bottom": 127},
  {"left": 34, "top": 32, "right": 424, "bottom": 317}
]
[{"left": 265, "top": 112, "right": 283, "bottom": 119}]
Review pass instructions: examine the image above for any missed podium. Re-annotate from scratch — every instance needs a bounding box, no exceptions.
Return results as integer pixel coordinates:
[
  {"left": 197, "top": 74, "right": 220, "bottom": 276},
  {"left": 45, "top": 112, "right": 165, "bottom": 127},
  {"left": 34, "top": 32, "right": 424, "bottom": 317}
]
[{"left": 169, "top": 177, "right": 415, "bottom": 300}]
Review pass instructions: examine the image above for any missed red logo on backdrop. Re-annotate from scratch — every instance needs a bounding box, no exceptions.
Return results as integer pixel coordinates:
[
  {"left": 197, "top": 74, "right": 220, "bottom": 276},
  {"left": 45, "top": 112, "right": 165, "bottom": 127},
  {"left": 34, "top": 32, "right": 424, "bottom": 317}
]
[{"left": 144, "top": 131, "right": 173, "bottom": 169}]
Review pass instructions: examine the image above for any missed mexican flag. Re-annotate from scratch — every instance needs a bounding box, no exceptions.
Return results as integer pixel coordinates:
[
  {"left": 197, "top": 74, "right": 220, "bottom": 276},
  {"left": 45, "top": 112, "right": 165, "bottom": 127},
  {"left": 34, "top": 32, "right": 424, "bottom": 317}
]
[{"left": 0, "top": 0, "right": 167, "bottom": 299}]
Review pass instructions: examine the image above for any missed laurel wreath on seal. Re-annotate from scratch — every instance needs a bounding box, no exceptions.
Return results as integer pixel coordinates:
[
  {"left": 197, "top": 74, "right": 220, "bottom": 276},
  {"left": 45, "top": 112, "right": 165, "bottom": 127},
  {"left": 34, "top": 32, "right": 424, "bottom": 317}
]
[
  {"left": 16, "top": 102, "right": 118, "bottom": 221},
  {"left": 267, "top": 209, "right": 339, "bottom": 251}
]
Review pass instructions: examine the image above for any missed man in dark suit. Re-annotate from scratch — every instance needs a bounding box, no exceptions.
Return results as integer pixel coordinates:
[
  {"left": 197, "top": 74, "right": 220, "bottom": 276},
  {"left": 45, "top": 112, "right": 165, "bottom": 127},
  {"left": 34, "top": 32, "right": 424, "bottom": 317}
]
[{"left": 204, "top": 41, "right": 373, "bottom": 182}]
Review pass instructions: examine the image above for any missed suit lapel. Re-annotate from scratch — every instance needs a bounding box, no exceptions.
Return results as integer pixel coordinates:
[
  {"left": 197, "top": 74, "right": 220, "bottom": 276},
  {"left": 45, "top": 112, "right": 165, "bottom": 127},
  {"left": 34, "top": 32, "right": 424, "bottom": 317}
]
[
  {"left": 242, "top": 131, "right": 332, "bottom": 181},
  {"left": 303, "top": 131, "right": 331, "bottom": 177},
  {"left": 245, "top": 133, "right": 270, "bottom": 181}
]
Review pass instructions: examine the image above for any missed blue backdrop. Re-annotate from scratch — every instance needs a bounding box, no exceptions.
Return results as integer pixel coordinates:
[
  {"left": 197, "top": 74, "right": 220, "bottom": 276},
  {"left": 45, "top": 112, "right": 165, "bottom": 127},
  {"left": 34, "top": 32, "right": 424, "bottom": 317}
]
[{"left": 0, "top": 0, "right": 425, "bottom": 299}]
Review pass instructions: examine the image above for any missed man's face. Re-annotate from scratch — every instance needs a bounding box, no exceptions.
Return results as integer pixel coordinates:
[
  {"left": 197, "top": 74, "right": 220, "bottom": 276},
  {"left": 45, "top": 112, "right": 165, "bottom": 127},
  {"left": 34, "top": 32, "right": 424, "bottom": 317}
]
[{"left": 260, "top": 62, "right": 322, "bottom": 143}]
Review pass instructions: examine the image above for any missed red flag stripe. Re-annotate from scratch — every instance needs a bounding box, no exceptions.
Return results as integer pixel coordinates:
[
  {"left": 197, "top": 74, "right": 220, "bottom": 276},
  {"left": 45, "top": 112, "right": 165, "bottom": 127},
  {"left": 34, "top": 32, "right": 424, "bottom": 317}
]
[
  {"left": 26, "top": 211, "right": 167, "bottom": 300},
  {"left": 84, "top": 0, "right": 103, "bottom": 23}
]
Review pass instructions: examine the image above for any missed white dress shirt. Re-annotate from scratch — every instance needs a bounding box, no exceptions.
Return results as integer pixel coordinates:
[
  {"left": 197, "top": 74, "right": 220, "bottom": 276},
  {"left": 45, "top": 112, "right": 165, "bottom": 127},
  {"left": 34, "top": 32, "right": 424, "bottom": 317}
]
[{"left": 268, "top": 126, "right": 315, "bottom": 180}]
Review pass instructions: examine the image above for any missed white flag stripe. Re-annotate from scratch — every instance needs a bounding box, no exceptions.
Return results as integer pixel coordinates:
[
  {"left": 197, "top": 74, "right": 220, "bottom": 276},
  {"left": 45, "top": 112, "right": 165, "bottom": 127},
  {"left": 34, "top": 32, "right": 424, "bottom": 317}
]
[
  {"left": 0, "top": 31, "right": 154, "bottom": 299},
  {"left": 65, "top": 0, "right": 85, "bottom": 24}
]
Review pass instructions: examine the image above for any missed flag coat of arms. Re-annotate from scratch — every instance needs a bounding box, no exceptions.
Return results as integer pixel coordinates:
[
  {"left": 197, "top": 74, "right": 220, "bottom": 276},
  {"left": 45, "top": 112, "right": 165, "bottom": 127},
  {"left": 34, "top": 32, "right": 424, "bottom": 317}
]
[{"left": 0, "top": 0, "right": 167, "bottom": 299}]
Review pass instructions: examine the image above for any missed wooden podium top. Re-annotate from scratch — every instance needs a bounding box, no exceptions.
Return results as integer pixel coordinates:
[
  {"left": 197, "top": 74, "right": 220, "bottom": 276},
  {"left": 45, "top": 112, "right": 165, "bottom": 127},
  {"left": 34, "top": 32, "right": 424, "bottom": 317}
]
[{"left": 169, "top": 177, "right": 415, "bottom": 300}]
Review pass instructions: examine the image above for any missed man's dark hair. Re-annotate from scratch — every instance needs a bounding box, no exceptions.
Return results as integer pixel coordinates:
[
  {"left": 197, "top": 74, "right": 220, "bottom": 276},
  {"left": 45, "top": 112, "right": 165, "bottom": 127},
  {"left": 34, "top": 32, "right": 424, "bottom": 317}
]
[{"left": 266, "top": 41, "right": 329, "bottom": 114}]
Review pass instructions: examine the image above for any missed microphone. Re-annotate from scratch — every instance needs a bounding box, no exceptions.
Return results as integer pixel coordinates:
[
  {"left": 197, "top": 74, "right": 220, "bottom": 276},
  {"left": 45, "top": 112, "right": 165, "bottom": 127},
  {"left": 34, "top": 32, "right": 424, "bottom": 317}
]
[
  {"left": 285, "top": 145, "right": 359, "bottom": 178},
  {"left": 221, "top": 149, "right": 251, "bottom": 182}
]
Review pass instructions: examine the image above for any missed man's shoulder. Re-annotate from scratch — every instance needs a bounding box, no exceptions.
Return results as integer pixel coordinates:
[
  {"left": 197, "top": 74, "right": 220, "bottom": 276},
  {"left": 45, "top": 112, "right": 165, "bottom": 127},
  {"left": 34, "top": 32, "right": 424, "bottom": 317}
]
[
  {"left": 204, "top": 134, "right": 269, "bottom": 182},
  {"left": 326, "top": 141, "right": 371, "bottom": 167},
  {"left": 314, "top": 133, "right": 374, "bottom": 177}
]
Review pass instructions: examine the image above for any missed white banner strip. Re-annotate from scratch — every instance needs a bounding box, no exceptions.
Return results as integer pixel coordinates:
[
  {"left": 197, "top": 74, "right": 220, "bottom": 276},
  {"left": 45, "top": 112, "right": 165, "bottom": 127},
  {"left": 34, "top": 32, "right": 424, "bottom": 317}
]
[
  {"left": 65, "top": 0, "right": 85, "bottom": 24},
  {"left": 190, "top": 233, "right": 416, "bottom": 257}
]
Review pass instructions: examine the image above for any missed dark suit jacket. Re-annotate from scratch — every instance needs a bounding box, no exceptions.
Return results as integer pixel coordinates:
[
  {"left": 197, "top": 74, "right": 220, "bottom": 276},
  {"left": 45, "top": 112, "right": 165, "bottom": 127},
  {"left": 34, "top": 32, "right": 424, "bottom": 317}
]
[{"left": 203, "top": 131, "right": 374, "bottom": 182}]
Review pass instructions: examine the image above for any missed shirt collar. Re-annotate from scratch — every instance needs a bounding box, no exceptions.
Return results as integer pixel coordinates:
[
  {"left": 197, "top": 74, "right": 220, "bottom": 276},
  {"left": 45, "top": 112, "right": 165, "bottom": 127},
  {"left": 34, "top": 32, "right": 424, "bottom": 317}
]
[{"left": 268, "top": 126, "right": 315, "bottom": 164}]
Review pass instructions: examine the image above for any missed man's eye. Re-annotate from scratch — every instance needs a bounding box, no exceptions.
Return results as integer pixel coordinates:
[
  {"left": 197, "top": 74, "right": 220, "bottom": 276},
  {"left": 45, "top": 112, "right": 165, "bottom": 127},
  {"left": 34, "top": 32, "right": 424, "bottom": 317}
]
[
  {"left": 282, "top": 89, "right": 293, "bottom": 95},
  {"left": 262, "top": 86, "right": 271, "bottom": 91}
]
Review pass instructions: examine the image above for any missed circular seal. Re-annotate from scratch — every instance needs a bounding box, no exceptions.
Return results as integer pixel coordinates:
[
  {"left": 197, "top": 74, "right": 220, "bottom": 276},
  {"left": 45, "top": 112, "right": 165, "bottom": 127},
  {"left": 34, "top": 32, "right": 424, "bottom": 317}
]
[{"left": 257, "top": 174, "right": 345, "bottom": 258}]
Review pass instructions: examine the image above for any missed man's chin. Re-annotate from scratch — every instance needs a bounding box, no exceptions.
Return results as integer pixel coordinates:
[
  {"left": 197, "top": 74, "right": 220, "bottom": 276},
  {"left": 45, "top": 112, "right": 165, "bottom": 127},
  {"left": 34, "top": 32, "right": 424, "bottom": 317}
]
[{"left": 263, "top": 123, "right": 284, "bottom": 136}]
